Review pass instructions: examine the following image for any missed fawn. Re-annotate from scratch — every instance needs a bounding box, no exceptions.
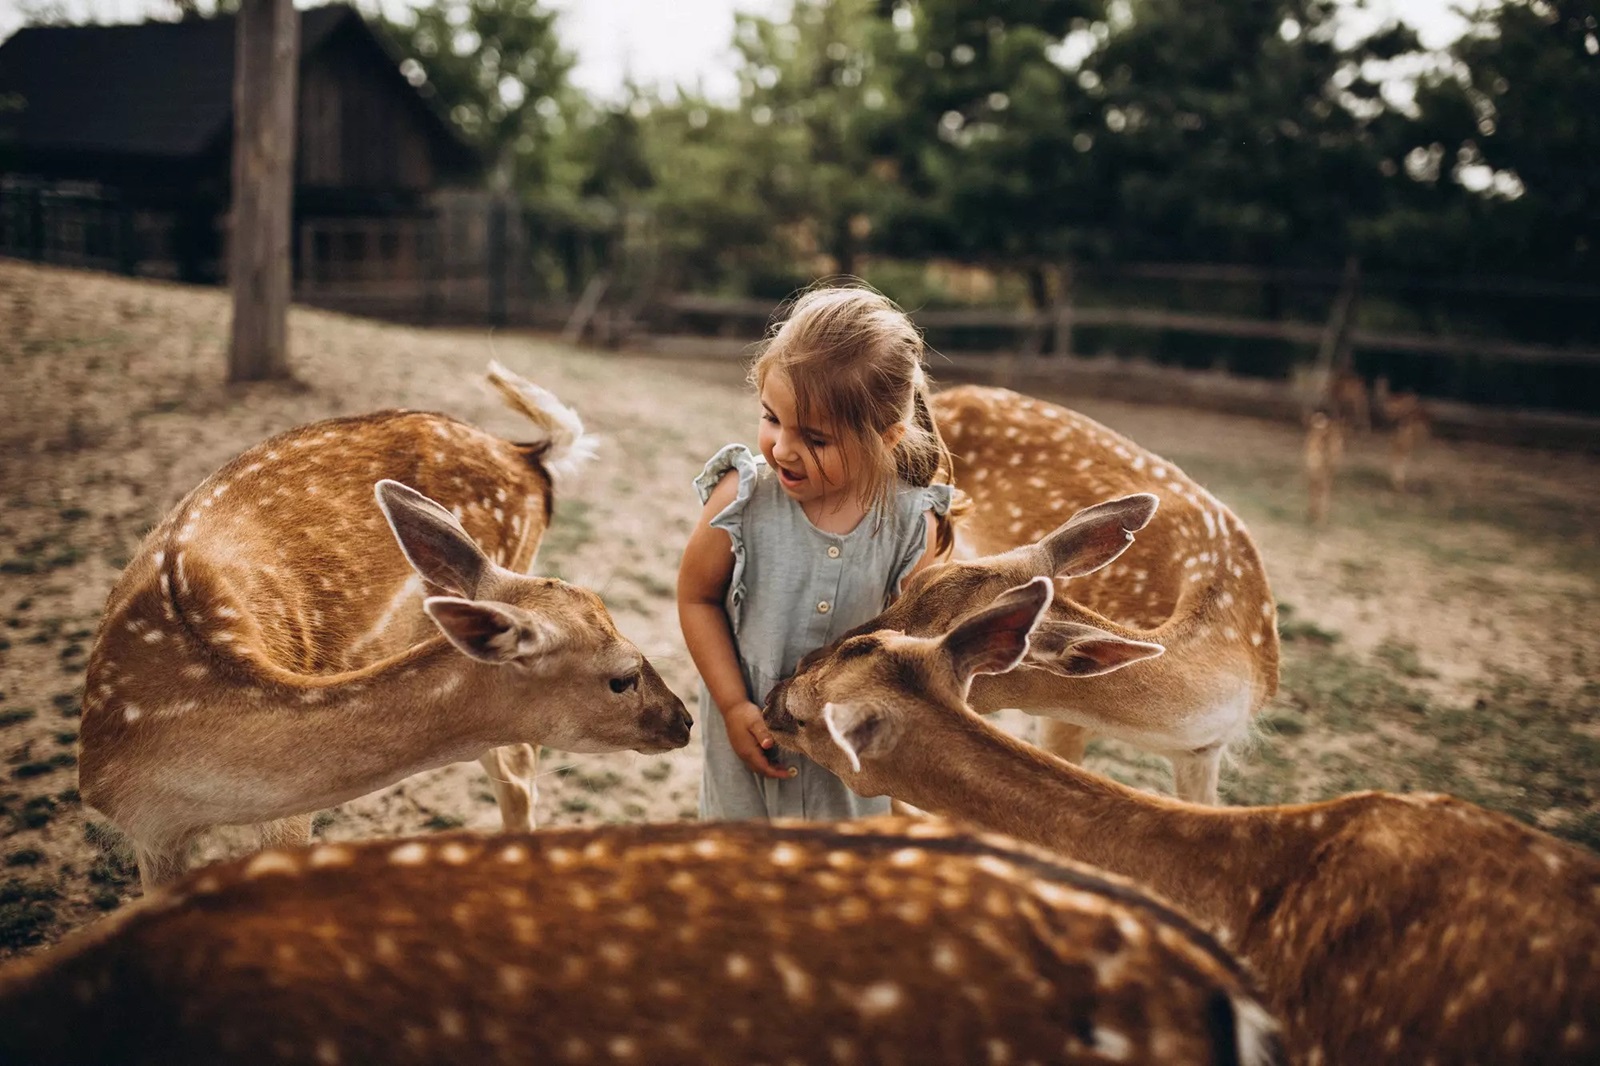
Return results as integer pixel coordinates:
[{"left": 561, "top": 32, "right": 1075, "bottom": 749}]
[
  {"left": 77, "top": 362, "right": 691, "bottom": 890},
  {"left": 0, "top": 820, "right": 1281, "bottom": 1065},
  {"left": 766, "top": 572, "right": 1600, "bottom": 1066}
]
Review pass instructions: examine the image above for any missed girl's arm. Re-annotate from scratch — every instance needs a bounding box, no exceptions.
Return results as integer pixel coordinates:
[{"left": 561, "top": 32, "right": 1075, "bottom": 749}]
[{"left": 677, "top": 472, "right": 792, "bottom": 780}]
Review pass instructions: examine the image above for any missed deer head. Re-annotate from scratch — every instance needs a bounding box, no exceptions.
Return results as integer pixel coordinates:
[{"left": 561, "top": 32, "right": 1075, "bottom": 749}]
[
  {"left": 377, "top": 479, "right": 690, "bottom": 755},
  {"left": 769, "top": 576, "right": 1128, "bottom": 793},
  {"left": 792, "top": 493, "right": 1165, "bottom": 688}
]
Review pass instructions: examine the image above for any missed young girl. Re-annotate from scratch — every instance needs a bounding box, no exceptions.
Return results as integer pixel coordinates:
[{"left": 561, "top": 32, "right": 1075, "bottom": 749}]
[{"left": 678, "top": 286, "right": 964, "bottom": 821}]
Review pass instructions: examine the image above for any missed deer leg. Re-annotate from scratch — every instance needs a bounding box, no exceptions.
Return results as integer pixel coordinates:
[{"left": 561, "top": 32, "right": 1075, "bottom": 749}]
[
  {"left": 135, "top": 830, "right": 200, "bottom": 894},
  {"left": 1035, "top": 719, "right": 1090, "bottom": 764},
  {"left": 479, "top": 743, "right": 539, "bottom": 831},
  {"left": 1169, "top": 745, "right": 1223, "bottom": 805},
  {"left": 256, "top": 813, "right": 314, "bottom": 852}
]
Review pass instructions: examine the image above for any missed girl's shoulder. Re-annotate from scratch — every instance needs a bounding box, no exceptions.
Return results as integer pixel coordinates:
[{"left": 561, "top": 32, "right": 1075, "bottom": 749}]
[
  {"left": 694, "top": 444, "right": 782, "bottom": 527},
  {"left": 892, "top": 478, "right": 955, "bottom": 520},
  {"left": 694, "top": 444, "right": 764, "bottom": 503}
]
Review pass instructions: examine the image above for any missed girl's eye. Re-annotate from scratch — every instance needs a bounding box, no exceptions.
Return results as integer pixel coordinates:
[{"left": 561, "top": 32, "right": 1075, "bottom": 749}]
[
  {"left": 762, "top": 413, "right": 780, "bottom": 425},
  {"left": 807, "top": 438, "right": 828, "bottom": 449}
]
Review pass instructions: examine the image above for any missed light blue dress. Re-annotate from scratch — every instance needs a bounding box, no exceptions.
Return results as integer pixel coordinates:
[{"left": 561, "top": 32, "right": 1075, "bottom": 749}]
[{"left": 694, "top": 444, "right": 954, "bottom": 821}]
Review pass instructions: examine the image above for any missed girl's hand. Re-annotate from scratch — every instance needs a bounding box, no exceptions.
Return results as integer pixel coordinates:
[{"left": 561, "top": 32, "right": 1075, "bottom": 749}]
[{"left": 724, "top": 701, "right": 796, "bottom": 780}]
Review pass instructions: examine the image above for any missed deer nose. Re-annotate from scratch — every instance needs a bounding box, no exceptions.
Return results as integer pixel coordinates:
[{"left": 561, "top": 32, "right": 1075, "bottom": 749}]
[{"left": 762, "top": 680, "right": 796, "bottom": 733}]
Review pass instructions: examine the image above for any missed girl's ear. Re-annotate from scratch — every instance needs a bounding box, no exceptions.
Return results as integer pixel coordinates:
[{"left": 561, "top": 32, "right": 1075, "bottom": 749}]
[{"left": 881, "top": 421, "right": 908, "bottom": 450}]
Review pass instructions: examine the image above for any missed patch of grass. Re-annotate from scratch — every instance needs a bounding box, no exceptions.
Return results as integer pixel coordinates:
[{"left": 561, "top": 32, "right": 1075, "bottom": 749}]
[
  {"left": 620, "top": 567, "right": 676, "bottom": 600},
  {"left": 538, "top": 499, "right": 595, "bottom": 566},
  {"left": 53, "top": 692, "right": 82, "bottom": 717},
  {"left": 311, "top": 811, "right": 337, "bottom": 835},
  {"left": 54, "top": 731, "right": 76, "bottom": 746},
  {"left": 58, "top": 507, "right": 90, "bottom": 522},
  {"left": 1373, "top": 640, "right": 1439, "bottom": 680},
  {"left": 4, "top": 850, "right": 43, "bottom": 868},
  {"left": 15, "top": 796, "right": 58, "bottom": 830},
  {"left": 14, "top": 752, "right": 75, "bottom": 779},
  {"left": 574, "top": 769, "right": 623, "bottom": 794},
  {"left": 1275, "top": 603, "right": 1340, "bottom": 646},
  {"left": 1231, "top": 645, "right": 1600, "bottom": 853},
  {"left": 0, "top": 878, "right": 61, "bottom": 950},
  {"left": 641, "top": 762, "right": 673, "bottom": 782},
  {"left": 559, "top": 795, "right": 594, "bottom": 815},
  {"left": 0, "top": 709, "right": 36, "bottom": 728},
  {"left": 423, "top": 813, "right": 465, "bottom": 831}
]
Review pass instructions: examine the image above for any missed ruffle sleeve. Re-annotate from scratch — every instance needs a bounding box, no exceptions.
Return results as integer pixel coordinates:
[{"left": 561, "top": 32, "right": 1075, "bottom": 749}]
[
  {"left": 693, "top": 444, "right": 760, "bottom": 627},
  {"left": 890, "top": 482, "right": 956, "bottom": 599}
]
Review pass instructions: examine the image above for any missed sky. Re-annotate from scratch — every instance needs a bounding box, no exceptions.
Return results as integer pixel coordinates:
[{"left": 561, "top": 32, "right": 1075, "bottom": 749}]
[{"left": 0, "top": 0, "right": 1485, "bottom": 104}]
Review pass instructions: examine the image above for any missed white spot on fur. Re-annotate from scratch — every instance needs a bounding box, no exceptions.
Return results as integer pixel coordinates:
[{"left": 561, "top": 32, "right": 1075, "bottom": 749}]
[
  {"left": 123, "top": 705, "right": 143, "bottom": 723},
  {"left": 858, "top": 982, "right": 904, "bottom": 1017},
  {"left": 390, "top": 842, "right": 429, "bottom": 865},
  {"left": 244, "top": 851, "right": 298, "bottom": 878}
]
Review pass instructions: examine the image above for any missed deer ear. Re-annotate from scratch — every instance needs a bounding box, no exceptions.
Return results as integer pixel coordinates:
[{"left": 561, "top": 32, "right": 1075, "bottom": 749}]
[
  {"left": 376, "top": 480, "right": 489, "bottom": 598},
  {"left": 1026, "top": 621, "right": 1165, "bottom": 677},
  {"left": 423, "top": 597, "right": 560, "bottom": 664},
  {"left": 940, "top": 577, "right": 1053, "bottom": 681},
  {"left": 823, "top": 702, "right": 901, "bottom": 773},
  {"left": 1036, "top": 493, "right": 1159, "bottom": 579}
]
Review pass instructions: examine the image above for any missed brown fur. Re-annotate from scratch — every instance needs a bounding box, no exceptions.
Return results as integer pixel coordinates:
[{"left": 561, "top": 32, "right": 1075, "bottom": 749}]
[
  {"left": 856, "top": 386, "right": 1282, "bottom": 803},
  {"left": 771, "top": 576, "right": 1600, "bottom": 1066},
  {"left": 78, "top": 365, "right": 690, "bottom": 891},
  {"left": 0, "top": 820, "right": 1281, "bottom": 1065}
]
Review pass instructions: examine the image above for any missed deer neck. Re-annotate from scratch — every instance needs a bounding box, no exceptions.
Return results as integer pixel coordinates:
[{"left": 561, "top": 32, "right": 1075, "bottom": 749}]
[{"left": 895, "top": 712, "right": 1300, "bottom": 942}]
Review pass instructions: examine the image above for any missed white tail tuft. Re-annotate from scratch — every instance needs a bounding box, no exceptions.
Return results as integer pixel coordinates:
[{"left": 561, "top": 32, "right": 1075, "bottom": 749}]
[{"left": 484, "top": 360, "right": 601, "bottom": 484}]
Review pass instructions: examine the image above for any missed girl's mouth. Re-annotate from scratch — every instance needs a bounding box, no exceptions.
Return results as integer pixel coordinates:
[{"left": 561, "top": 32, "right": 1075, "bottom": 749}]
[{"left": 776, "top": 463, "right": 807, "bottom": 487}]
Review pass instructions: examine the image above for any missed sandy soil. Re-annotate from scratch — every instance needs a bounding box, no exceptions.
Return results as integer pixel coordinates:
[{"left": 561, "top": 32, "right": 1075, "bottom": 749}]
[{"left": 1, "top": 260, "right": 1596, "bottom": 960}]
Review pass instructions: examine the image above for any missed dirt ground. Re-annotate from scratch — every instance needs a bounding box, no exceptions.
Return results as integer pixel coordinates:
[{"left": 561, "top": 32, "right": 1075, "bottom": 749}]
[{"left": 2, "top": 260, "right": 1597, "bottom": 961}]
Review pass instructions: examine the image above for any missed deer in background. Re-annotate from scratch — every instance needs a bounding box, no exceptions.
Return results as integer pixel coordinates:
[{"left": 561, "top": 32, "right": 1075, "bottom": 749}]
[
  {"left": 914, "top": 385, "right": 1279, "bottom": 803},
  {"left": 1373, "top": 376, "right": 1429, "bottom": 491},
  {"left": 78, "top": 363, "right": 692, "bottom": 891},
  {"left": 767, "top": 576, "right": 1600, "bottom": 1066},
  {"left": 0, "top": 821, "right": 1282, "bottom": 1065},
  {"left": 1304, "top": 411, "right": 1344, "bottom": 524}
]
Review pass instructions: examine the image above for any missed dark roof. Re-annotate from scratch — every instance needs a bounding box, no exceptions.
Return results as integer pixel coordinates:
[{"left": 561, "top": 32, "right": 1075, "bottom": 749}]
[{"left": 0, "top": 4, "right": 478, "bottom": 172}]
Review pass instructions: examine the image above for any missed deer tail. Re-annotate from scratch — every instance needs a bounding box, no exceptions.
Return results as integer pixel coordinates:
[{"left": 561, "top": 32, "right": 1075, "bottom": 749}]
[{"left": 484, "top": 360, "right": 600, "bottom": 484}]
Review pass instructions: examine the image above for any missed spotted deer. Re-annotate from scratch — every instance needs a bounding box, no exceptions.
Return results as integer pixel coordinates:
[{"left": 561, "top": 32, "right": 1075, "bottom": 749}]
[
  {"left": 1372, "top": 376, "right": 1428, "bottom": 491},
  {"left": 0, "top": 820, "right": 1283, "bottom": 1065},
  {"left": 766, "top": 577, "right": 1600, "bottom": 1066},
  {"left": 1304, "top": 412, "right": 1344, "bottom": 524},
  {"left": 892, "top": 385, "right": 1280, "bottom": 803},
  {"left": 78, "top": 363, "right": 692, "bottom": 891}
]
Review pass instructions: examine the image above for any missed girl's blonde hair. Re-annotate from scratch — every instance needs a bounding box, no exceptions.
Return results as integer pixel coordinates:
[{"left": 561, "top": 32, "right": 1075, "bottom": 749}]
[{"left": 749, "top": 283, "right": 970, "bottom": 557}]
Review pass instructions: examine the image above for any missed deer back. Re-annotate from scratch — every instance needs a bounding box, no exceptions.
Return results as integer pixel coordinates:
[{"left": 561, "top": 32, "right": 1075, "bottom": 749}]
[{"left": 0, "top": 819, "right": 1282, "bottom": 1066}]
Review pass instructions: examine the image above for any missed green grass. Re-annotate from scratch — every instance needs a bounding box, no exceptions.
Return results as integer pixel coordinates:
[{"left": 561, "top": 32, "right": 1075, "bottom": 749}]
[
  {"left": 0, "top": 878, "right": 60, "bottom": 950},
  {"left": 1223, "top": 643, "right": 1600, "bottom": 851},
  {"left": 423, "top": 813, "right": 466, "bottom": 831}
]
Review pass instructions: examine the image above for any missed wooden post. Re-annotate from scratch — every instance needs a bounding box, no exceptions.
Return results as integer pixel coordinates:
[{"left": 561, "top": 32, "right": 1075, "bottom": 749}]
[{"left": 227, "top": 0, "right": 299, "bottom": 383}]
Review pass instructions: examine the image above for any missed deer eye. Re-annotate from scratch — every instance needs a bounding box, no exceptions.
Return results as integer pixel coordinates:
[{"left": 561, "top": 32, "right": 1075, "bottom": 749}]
[{"left": 609, "top": 673, "right": 639, "bottom": 694}]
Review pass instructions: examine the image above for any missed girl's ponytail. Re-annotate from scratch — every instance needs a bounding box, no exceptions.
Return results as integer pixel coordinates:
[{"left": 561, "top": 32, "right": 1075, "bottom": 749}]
[{"left": 893, "top": 371, "right": 972, "bottom": 559}]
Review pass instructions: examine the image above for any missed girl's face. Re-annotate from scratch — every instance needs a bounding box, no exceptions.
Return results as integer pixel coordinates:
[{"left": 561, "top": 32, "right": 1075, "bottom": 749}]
[{"left": 758, "top": 371, "right": 861, "bottom": 513}]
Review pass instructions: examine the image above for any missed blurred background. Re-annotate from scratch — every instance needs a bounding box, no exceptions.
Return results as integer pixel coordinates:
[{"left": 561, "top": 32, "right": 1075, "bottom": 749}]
[{"left": 1, "top": 0, "right": 1596, "bottom": 417}]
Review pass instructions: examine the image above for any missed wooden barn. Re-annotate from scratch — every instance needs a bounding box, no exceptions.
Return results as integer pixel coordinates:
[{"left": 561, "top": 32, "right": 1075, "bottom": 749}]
[{"left": 0, "top": 3, "right": 480, "bottom": 285}]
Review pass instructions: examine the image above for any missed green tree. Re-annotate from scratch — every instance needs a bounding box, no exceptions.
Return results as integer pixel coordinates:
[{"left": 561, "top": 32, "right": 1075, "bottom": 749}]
[
  {"left": 1377, "top": 0, "right": 1600, "bottom": 285},
  {"left": 375, "top": 0, "right": 575, "bottom": 192},
  {"left": 1078, "top": 0, "right": 1421, "bottom": 267}
]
